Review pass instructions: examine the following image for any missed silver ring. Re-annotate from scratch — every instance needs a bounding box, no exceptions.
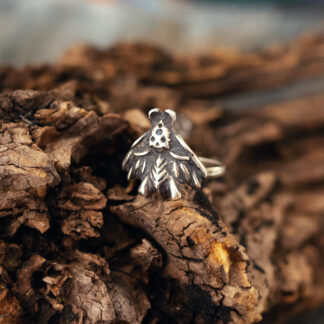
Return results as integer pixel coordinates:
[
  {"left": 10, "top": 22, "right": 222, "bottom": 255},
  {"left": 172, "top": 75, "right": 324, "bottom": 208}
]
[
  {"left": 122, "top": 108, "right": 225, "bottom": 200},
  {"left": 198, "top": 157, "right": 226, "bottom": 178}
]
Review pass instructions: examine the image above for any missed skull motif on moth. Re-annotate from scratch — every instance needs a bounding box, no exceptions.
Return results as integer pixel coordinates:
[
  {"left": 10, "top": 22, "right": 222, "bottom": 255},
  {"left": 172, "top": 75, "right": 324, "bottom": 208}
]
[
  {"left": 122, "top": 108, "right": 208, "bottom": 200},
  {"left": 149, "top": 121, "right": 170, "bottom": 149}
]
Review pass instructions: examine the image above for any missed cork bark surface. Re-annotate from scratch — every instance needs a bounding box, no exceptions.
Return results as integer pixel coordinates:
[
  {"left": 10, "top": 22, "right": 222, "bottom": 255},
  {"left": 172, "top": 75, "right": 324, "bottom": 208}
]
[{"left": 0, "top": 35, "right": 323, "bottom": 323}]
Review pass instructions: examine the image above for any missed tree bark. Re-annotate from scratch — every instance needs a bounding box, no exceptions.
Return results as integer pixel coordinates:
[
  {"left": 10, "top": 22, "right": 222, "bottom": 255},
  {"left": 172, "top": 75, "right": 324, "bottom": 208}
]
[{"left": 0, "top": 35, "right": 323, "bottom": 324}]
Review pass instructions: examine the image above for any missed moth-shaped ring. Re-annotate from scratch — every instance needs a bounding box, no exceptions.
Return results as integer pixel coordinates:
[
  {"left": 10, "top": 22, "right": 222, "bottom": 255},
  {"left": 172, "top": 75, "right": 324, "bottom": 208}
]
[{"left": 122, "top": 108, "right": 225, "bottom": 200}]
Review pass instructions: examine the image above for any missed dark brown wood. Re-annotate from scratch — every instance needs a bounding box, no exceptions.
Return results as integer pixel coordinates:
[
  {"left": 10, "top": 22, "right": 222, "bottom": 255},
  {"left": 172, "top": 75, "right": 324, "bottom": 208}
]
[{"left": 0, "top": 35, "right": 323, "bottom": 324}]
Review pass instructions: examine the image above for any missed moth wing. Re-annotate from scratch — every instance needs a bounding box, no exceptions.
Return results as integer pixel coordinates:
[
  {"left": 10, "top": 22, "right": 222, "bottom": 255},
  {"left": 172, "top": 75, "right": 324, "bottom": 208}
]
[
  {"left": 169, "top": 134, "right": 207, "bottom": 189},
  {"left": 122, "top": 131, "right": 151, "bottom": 180}
]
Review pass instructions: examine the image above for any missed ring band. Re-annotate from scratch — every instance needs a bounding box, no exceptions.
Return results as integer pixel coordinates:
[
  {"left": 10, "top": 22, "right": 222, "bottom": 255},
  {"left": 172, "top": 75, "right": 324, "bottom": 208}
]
[
  {"left": 122, "top": 108, "right": 226, "bottom": 200},
  {"left": 199, "top": 157, "right": 226, "bottom": 178}
]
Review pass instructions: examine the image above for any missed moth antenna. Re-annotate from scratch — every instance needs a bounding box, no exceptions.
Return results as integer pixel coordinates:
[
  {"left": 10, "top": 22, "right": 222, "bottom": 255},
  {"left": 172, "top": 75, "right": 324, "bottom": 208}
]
[
  {"left": 148, "top": 108, "right": 161, "bottom": 120},
  {"left": 165, "top": 109, "right": 176, "bottom": 123}
]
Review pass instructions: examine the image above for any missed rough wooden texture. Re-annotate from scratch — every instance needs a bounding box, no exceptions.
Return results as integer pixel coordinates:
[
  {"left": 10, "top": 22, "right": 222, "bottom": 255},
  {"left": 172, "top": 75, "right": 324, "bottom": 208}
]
[{"left": 0, "top": 35, "right": 323, "bottom": 323}]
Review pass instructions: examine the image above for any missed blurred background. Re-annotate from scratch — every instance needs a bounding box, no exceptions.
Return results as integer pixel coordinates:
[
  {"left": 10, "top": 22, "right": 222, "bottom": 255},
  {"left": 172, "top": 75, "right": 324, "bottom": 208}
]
[
  {"left": 0, "top": 1, "right": 323, "bottom": 323},
  {"left": 0, "top": 0, "right": 324, "bottom": 65}
]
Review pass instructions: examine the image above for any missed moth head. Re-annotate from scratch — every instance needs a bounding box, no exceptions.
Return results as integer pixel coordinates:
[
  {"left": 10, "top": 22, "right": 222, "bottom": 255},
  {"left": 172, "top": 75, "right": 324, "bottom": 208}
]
[{"left": 148, "top": 108, "right": 176, "bottom": 127}]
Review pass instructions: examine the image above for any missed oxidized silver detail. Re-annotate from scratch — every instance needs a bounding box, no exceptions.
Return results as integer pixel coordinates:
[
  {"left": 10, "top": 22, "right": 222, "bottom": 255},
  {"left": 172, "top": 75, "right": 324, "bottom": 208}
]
[
  {"left": 149, "top": 121, "right": 170, "bottom": 149},
  {"left": 122, "top": 108, "right": 225, "bottom": 200},
  {"left": 141, "top": 159, "right": 146, "bottom": 173},
  {"left": 170, "top": 151, "right": 190, "bottom": 161},
  {"left": 134, "top": 150, "right": 150, "bottom": 157},
  {"left": 180, "top": 163, "right": 190, "bottom": 181},
  {"left": 173, "top": 161, "right": 179, "bottom": 178}
]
